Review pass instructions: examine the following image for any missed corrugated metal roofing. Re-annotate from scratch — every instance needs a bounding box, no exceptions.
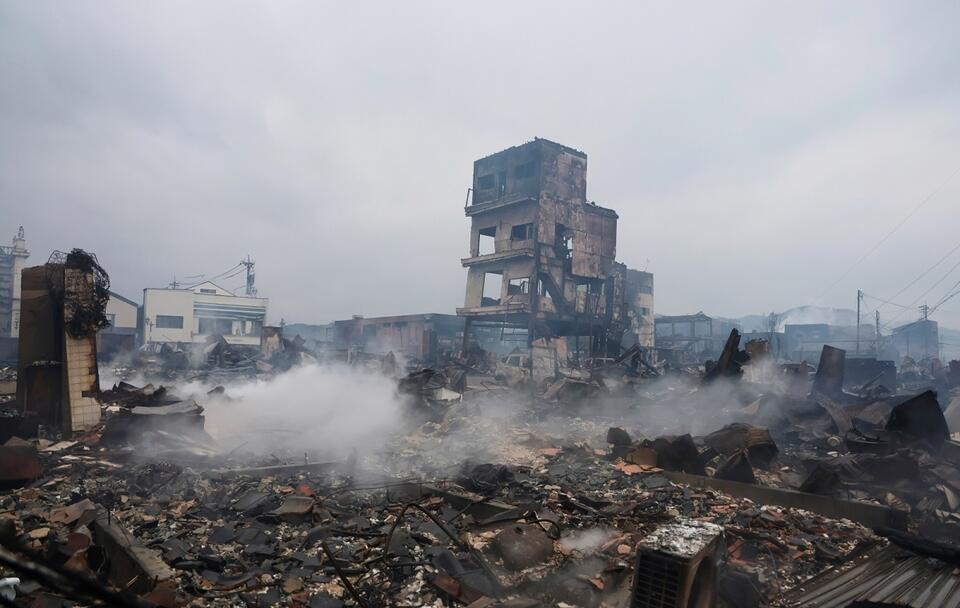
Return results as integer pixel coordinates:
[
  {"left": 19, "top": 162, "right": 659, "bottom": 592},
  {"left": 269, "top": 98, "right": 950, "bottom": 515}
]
[{"left": 786, "top": 544, "right": 960, "bottom": 608}]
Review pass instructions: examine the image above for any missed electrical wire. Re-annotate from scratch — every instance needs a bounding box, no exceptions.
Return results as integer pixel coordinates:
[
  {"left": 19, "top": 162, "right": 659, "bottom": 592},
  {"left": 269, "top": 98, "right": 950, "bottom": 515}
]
[
  {"left": 182, "top": 263, "right": 245, "bottom": 288},
  {"left": 875, "top": 238, "right": 960, "bottom": 313},
  {"left": 860, "top": 292, "right": 911, "bottom": 310},
  {"left": 929, "top": 276, "right": 960, "bottom": 314},
  {"left": 881, "top": 255, "right": 960, "bottom": 330},
  {"left": 816, "top": 164, "right": 960, "bottom": 301}
]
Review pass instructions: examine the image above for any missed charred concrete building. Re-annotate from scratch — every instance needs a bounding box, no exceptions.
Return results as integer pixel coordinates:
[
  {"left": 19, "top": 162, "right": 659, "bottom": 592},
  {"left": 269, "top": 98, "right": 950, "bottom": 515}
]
[
  {"left": 458, "top": 138, "right": 653, "bottom": 363},
  {"left": 17, "top": 250, "right": 108, "bottom": 434}
]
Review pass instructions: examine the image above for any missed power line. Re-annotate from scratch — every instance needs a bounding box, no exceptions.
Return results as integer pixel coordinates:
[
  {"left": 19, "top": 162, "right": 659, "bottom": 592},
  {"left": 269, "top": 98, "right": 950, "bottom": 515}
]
[
  {"left": 875, "top": 238, "right": 960, "bottom": 312},
  {"left": 881, "top": 255, "right": 960, "bottom": 330},
  {"left": 816, "top": 163, "right": 960, "bottom": 300},
  {"left": 929, "top": 276, "right": 960, "bottom": 314},
  {"left": 860, "top": 292, "right": 911, "bottom": 310},
  {"left": 182, "top": 263, "right": 244, "bottom": 288}
]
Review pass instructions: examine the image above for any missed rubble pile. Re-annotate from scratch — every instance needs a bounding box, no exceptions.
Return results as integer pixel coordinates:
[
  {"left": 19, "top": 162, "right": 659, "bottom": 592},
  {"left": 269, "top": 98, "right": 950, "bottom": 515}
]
[
  {"left": 0, "top": 412, "right": 876, "bottom": 608},
  {"left": 2, "top": 339, "right": 960, "bottom": 606}
]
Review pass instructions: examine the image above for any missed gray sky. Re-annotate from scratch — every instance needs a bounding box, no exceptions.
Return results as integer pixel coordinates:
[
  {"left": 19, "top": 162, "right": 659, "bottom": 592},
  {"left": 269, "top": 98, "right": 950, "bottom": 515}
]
[{"left": 2, "top": 1, "right": 959, "bottom": 331}]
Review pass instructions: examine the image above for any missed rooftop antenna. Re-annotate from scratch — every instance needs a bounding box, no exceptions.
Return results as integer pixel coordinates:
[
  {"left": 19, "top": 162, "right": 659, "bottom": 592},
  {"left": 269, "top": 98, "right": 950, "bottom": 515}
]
[{"left": 241, "top": 255, "right": 257, "bottom": 296}]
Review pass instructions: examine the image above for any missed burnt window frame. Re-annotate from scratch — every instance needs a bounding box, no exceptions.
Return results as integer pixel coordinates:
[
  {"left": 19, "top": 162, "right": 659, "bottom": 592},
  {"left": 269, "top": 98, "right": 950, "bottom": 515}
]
[{"left": 477, "top": 174, "right": 495, "bottom": 190}]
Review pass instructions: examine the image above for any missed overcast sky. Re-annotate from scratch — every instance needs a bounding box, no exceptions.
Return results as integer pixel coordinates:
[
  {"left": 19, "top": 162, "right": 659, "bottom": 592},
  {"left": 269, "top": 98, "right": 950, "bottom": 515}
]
[{"left": 2, "top": 1, "right": 959, "bottom": 332}]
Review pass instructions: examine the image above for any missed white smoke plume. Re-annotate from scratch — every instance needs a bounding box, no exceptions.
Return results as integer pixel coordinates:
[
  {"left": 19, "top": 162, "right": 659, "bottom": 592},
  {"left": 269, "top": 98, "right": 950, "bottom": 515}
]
[{"left": 180, "top": 363, "right": 406, "bottom": 460}]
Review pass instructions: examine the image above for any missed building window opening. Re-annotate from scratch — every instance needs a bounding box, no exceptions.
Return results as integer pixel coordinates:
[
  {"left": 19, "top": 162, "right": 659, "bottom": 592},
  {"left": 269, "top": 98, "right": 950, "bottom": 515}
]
[
  {"left": 514, "top": 161, "right": 536, "bottom": 179},
  {"left": 538, "top": 277, "right": 552, "bottom": 299},
  {"left": 507, "top": 278, "right": 529, "bottom": 296},
  {"left": 477, "top": 174, "right": 495, "bottom": 190},
  {"left": 555, "top": 224, "right": 572, "bottom": 259},
  {"left": 577, "top": 280, "right": 604, "bottom": 295},
  {"left": 199, "top": 317, "right": 234, "bottom": 335},
  {"left": 155, "top": 315, "right": 184, "bottom": 329},
  {"left": 510, "top": 223, "right": 533, "bottom": 241},
  {"left": 479, "top": 226, "right": 496, "bottom": 255},
  {"left": 482, "top": 272, "right": 502, "bottom": 306},
  {"left": 199, "top": 288, "right": 217, "bottom": 294}
]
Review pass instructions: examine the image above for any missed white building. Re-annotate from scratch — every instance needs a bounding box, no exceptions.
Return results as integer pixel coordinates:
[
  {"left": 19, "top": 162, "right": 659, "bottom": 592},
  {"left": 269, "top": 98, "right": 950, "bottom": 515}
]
[
  {"left": 105, "top": 291, "right": 139, "bottom": 334},
  {"left": 142, "top": 281, "right": 268, "bottom": 346},
  {"left": 0, "top": 227, "right": 29, "bottom": 337},
  {"left": 100, "top": 291, "right": 140, "bottom": 358}
]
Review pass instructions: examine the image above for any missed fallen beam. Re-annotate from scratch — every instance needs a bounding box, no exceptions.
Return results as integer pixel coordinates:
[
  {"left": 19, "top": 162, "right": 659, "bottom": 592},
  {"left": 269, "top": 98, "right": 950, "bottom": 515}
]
[
  {"left": 204, "top": 460, "right": 339, "bottom": 479},
  {"left": 663, "top": 470, "right": 908, "bottom": 531}
]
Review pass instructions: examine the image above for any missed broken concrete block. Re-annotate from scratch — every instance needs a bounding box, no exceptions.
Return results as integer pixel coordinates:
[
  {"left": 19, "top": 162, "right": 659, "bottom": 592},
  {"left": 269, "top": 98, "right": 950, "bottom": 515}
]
[{"left": 92, "top": 512, "right": 175, "bottom": 594}]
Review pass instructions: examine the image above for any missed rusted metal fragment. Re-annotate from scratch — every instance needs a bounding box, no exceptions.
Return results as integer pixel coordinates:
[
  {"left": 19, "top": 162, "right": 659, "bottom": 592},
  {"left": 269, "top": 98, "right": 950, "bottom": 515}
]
[
  {"left": 704, "top": 329, "right": 749, "bottom": 382},
  {"left": 0, "top": 442, "right": 41, "bottom": 486},
  {"left": 812, "top": 345, "right": 845, "bottom": 398},
  {"left": 491, "top": 524, "right": 554, "bottom": 571},
  {"left": 886, "top": 390, "right": 949, "bottom": 444},
  {"left": 703, "top": 422, "right": 778, "bottom": 468}
]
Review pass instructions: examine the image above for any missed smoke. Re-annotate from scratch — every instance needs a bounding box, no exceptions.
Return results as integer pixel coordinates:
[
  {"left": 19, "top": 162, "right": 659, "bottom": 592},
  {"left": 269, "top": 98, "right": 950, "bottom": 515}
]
[
  {"left": 559, "top": 528, "right": 619, "bottom": 554},
  {"left": 182, "top": 363, "right": 406, "bottom": 460}
]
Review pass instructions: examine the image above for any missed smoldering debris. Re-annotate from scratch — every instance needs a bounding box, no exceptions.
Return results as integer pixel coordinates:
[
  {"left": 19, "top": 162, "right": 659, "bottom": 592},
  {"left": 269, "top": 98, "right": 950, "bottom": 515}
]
[
  {"left": 5, "top": 304, "right": 960, "bottom": 607},
  {"left": 1, "top": 345, "right": 959, "bottom": 608}
]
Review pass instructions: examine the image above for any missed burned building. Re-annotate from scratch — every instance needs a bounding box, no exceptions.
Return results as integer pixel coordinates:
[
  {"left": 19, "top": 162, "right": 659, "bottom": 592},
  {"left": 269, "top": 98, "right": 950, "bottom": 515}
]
[
  {"left": 892, "top": 319, "right": 940, "bottom": 361},
  {"left": 16, "top": 250, "right": 108, "bottom": 434},
  {"left": 620, "top": 265, "right": 655, "bottom": 356},
  {"left": 333, "top": 313, "right": 463, "bottom": 362},
  {"left": 0, "top": 226, "right": 29, "bottom": 338},
  {"left": 457, "top": 138, "right": 653, "bottom": 364},
  {"left": 655, "top": 312, "right": 739, "bottom": 365}
]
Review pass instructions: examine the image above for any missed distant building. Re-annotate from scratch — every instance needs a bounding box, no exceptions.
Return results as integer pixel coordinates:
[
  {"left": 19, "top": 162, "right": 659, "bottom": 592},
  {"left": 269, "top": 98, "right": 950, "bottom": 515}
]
[
  {"left": 0, "top": 227, "right": 29, "bottom": 337},
  {"left": 891, "top": 319, "right": 939, "bottom": 361},
  {"left": 142, "top": 281, "right": 267, "bottom": 346},
  {"left": 281, "top": 322, "right": 338, "bottom": 352},
  {"left": 655, "top": 312, "right": 738, "bottom": 364},
  {"left": 620, "top": 265, "right": 655, "bottom": 359},
  {"left": 99, "top": 291, "right": 140, "bottom": 359},
  {"left": 333, "top": 313, "right": 463, "bottom": 362},
  {"left": 784, "top": 323, "right": 880, "bottom": 362},
  {"left": 105, "top": 291, "right": 139, "bottom": 335}
]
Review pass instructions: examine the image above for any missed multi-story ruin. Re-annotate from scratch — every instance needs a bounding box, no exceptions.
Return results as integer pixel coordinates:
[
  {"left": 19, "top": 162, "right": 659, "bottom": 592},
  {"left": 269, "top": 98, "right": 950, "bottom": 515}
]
[
  {"left": 0, "top": 226, "right": 29, "bottom": 337},
  {"left": 458, "top": 138, "right": 654, "bottom": 363}
]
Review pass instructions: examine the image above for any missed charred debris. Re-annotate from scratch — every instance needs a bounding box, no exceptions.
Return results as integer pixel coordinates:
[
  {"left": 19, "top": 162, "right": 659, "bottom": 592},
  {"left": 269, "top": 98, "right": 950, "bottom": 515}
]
[{"left": 3, "top": 143, "right": 960, "bottom": 608}]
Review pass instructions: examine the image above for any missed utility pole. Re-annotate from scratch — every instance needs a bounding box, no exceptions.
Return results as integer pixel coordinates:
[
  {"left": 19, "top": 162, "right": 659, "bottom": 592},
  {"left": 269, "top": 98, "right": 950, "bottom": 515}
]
[
  {"left": 168, "top": 276, "right": 180, "bottom": 289},
  {"left": 919, "top": 303, "right": 929, "bottom": 321},
  {"left": 241, "top": 256, "right": 257, "bottom": 296},
  {"left": 856, "top": 289, "right": 863, "bottom": 354},
  {"left": 875, "top": 310, "right": 880, "bottom": 355}
]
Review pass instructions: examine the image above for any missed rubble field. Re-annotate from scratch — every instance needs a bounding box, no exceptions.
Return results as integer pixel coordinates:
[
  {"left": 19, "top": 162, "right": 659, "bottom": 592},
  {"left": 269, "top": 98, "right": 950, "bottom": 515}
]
[{"left": 3, "top": 339, "right": 960, "bottom": 607}]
